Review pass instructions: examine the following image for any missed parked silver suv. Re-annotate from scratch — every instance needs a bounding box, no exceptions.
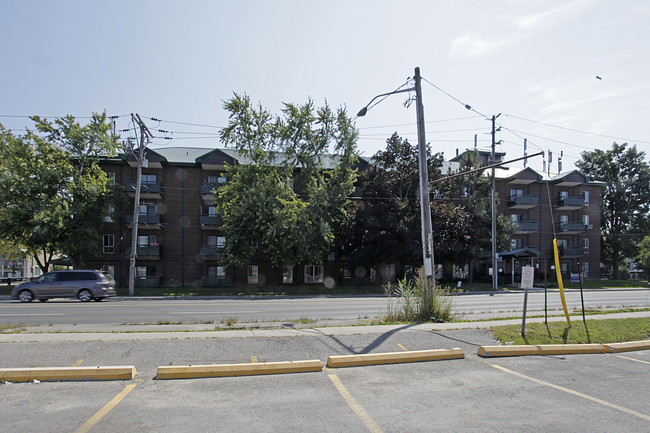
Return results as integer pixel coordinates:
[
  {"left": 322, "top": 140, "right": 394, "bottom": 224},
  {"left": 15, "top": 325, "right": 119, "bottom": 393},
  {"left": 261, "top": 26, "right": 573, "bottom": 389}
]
[{"left": 12, "top": 270, "right": 116, "bottom": 303}]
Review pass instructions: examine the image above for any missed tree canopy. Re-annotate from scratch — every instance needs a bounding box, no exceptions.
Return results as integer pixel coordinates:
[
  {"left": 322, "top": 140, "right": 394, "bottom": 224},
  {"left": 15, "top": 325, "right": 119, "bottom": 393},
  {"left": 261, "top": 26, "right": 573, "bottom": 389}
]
[
  {"left": 0, "top": 113, "right": 120, "bottom": 271},
  {"left": 576, "top": 142, "right": 650, "bottom": 279},
  {"left": 216, "top": 94, "right": 358, "bottom": 267}
]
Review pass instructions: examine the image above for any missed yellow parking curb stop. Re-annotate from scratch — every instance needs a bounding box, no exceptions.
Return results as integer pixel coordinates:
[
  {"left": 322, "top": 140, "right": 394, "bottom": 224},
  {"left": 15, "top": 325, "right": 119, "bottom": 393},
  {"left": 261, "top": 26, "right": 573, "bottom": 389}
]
[
  {"left": 326, "top": 348, "right": 464, "bottom": 368},
  {"left": 155, "top": 359, "right": 323, "bottom": 379},
  {"left": 0, "top": 366, "right": 136, "bottom": 382}
]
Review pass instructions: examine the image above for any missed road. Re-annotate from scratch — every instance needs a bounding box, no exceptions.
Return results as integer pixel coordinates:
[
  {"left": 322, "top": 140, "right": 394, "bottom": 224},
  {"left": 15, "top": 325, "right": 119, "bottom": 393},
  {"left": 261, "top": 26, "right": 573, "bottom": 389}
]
[{"left": 1, "top": 288, "right": 648, "bottom": 326}]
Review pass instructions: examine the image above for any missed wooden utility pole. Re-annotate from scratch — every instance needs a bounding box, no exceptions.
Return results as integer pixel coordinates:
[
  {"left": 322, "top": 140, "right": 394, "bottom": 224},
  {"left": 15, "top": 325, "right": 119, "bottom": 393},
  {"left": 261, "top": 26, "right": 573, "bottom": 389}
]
[{"left": 128, "top": 114, "right": 153, "bottom": 296}]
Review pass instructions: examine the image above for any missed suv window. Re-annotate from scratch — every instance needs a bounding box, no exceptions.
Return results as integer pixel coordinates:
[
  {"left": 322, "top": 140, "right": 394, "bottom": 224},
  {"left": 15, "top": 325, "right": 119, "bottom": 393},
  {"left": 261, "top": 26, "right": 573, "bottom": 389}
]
[{"left": 55, "top": 272, "right": 76, "bottom": 282}]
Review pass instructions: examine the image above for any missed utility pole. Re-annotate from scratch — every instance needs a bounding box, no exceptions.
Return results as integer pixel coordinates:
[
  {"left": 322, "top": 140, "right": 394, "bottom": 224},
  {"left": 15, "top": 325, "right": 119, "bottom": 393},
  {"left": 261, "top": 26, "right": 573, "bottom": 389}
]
[
  {"left": 414, "top": 67, "right": 435, "bottom": 305},
  {"left": 128, "top": 114, "right": 153, "bottom": 296},
  {"left": 490, "top": 114, "right": 502, "bottom": 291}
]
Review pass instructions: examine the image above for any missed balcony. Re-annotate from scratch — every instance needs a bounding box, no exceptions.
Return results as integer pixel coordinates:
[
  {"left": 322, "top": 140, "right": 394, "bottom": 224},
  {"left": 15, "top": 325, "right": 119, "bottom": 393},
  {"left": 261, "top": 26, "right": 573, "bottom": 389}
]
[
  {"left": 200, "top": 183, "right": 221, "bottom": 203},
  {"left": 125, "top": 245, "right": 160, "bottom": 259},
  {"left": 555, "top": 196, "right": 585, "bottom": 210},
  {"left": 126, "top": 214, "right": 162, "bottom": 228},
  {"left": 507, "top": 195, "right": 538, "bottom": 209},
  {"left": 200, "top": 215, "right": 222, "bottom": 229},
  {"left": 200, "top": 276, "right": 233, "bottom": 287},
  {"left": 200, "top": 246, "right": 225, "bottom": 258},
  {"left": 559, "top": 246, "right": 586, "bottom": 257},
  {"left": 557, "top": 221, "right": 586, "bottom": 234},
  {"left": 126, "top": 181, "right": 162, "bottom": 199},
  {"left": 514, "top": 221, "right": 538, "bottom": 233},
  {"left": 134, "top": 276, "right": 161, "bottom": 288}
]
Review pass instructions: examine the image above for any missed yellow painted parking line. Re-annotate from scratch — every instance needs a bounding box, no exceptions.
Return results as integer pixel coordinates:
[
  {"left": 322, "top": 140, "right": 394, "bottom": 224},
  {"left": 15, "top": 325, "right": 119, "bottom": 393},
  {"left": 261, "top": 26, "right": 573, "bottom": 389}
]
[
  {"left": 397, "top": 344, "right": 408, "bottom": 351},
  {"left": 616, "top": 355, "right": 650, "bottom": 365},
  {"left": 72, "top": 359, "right": 85, "bottom": 367},
  {"left": 327, "top": 369, "right": 384, "bottom": 433},
  {"left": 487, "top": 362, "right": 650, "bottom": 422},
  {"left": 74, "top": 381, "right": 139, "bottom": 433},
  {"left": 251, "top": 356, "right": 258, "bottom": 363}
]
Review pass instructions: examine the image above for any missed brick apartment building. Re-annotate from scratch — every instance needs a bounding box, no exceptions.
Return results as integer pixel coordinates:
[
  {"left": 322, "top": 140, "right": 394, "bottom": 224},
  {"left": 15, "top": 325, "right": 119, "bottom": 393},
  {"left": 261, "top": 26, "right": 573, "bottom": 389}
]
[{"left": 93, "top": 147, "right": 603, "bottom": 288}]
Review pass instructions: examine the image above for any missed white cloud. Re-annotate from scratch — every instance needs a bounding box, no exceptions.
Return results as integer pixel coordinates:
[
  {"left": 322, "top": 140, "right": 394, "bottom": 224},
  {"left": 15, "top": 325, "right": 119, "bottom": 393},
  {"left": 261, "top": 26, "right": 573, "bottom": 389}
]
[{"left": 449, "top": 34, "right": 506, "bottom": 58}]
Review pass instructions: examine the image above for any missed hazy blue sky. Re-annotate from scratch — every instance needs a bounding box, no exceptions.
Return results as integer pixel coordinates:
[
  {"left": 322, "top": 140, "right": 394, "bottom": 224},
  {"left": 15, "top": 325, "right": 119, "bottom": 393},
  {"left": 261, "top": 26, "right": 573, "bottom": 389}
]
[{"left": 1, "top": 0, "right": 649, "bottom": 173}]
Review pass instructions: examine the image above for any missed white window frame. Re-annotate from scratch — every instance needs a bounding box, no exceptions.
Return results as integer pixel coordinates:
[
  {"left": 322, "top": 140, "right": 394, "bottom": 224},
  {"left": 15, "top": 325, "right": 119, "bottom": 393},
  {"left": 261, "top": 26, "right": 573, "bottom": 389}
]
[
  {"left": 248, "top": 265, "right": 259, "bottom": 285},
  {"left": 208, "top": 206, "right": 218, "bottom": 217},
  {"left": 283, "top": 264, "right": 294, "bottom": 284},
  {"left": 583, "top": 238, "right": 590, "bottom": 253},
  {"left": 583, "top": 191, "right": 590, "bottom": 205},
  {"left": 107, "top": 172, "right": 116, "bottom": 185},
  {"left": 103, "top": 234, "right": 115, "bottom": 254},
  {"left": 304, "top": 265, "right": 324, "bottom": 284}
]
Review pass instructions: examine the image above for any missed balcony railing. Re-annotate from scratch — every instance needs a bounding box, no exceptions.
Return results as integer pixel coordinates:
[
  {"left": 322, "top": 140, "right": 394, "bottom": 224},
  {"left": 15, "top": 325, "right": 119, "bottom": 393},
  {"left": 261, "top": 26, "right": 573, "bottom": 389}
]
[
  {"left": 125, "top": 245, "right": 160, "bottom": 257},
  {"left": 508, "top": 195, "right": 538, "bottom": 208},
  {"left": 126, "top": 214, "right": 161, "bottom": 225},
  {"left": 200, "top": 246, "right": 225, "bottom": 257},
  {"left": 557, "top": 222, "right": 586, "bottom": 233},
  {"left": 200, "top": 215, "right": 222, "bottom": 227},
  {"left": 200, "top": 276, "right": 233, "bottom": 287},
  {"left": 126, "top": 181, "right": 161, "bottom": 194},
  {"left": 514, "top": 221, "right": 538, "bottom": 232},
  {"left": 555, "top": 196, "right": 585, "bottom": 209},
  {"left": 559, "top": 246, "right": 585, "bottom": 256},
  {"left": 200, "top": 183, "right": 223, "bottom": 194}
]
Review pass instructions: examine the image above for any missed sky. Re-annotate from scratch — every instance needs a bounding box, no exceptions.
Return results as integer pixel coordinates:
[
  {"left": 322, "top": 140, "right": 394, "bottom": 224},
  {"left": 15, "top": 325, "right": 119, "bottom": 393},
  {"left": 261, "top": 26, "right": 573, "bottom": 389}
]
[{"left": 1, "top": 0, "right": 649, "bottom": 174}]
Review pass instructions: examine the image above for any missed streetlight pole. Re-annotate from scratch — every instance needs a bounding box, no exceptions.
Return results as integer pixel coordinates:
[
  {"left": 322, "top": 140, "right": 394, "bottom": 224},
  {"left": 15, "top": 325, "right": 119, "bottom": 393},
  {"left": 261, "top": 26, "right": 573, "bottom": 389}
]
[{"left": 357, "top": 66, "right": 434, "bottom": 304}]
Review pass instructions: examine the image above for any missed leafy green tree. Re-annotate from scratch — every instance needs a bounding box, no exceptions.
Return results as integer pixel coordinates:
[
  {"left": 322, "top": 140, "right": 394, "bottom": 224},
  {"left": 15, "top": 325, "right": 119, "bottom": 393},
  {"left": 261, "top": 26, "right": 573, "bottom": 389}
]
[
  {"left": 216, "top": 94, "right": 358, "bottom": 268},
  {"left": 0, "top": 113, "right": 119, "bottom": 271},
  {"left": 637, "top": 236, "right": 650, "bottom": 278},
  {"left": 576, "top": 143, "right": 650, "bottom": 279}
]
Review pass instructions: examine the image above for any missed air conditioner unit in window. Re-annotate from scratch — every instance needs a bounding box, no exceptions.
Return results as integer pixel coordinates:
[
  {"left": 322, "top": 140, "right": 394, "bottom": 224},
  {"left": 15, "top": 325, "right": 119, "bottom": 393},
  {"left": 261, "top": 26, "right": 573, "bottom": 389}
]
[{"left": 586, "top": 224, "right": 593, "bottom": 229}]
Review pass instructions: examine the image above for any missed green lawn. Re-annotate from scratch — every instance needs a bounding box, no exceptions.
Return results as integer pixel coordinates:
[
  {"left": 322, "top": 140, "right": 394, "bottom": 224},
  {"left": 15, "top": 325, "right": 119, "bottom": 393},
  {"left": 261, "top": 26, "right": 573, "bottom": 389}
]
[{"left": 491, "top": 317, "right": 650, "bottom": 345}]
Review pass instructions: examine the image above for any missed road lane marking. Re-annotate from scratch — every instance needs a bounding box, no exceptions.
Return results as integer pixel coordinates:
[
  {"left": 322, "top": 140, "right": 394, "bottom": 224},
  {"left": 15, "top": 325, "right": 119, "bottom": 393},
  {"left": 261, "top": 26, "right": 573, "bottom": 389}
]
[
  {"left": 168, "top": 311, "right": 261, "bottom": 314},
  {"left": 617, "top": 355, "right": 650, "bottom": 365},
  {"left": 326, "top": 368, "right": 384, "bottom": 433},
  {"left": 74, "top": 381, "right": 139, "bottom": 433},
  {"left": 397, "top": 344, "right": 408, "bottom": 351},
  {"left": 72, "top": 359, "right": 85, "bottom": 367},
  {"left": 0, "top": 313, "right": 64, "bottom": 316},
  {"left": 487, "top": 362, "right": 650, "bottom": 422}
]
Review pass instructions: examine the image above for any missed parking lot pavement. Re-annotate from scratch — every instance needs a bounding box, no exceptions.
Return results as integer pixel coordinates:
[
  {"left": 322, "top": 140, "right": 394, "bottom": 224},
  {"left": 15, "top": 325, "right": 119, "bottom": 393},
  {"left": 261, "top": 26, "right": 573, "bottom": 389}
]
[{"left": 2, "top": 323, "right": 650, "bottom": 432}]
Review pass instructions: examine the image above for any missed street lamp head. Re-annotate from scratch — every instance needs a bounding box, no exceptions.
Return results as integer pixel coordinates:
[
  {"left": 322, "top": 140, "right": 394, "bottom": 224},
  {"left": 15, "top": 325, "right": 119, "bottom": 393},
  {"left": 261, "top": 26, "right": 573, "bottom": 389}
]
[{"left": 356, "top": 107, "right": 368, "bottom": 117}]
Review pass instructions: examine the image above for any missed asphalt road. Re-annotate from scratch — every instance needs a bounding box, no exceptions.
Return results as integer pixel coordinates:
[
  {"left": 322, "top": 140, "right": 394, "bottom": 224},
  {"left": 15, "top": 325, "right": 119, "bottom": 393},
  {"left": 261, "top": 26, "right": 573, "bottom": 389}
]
[{"left": 0, "top": 288, "right": 648, "bottom": 326}]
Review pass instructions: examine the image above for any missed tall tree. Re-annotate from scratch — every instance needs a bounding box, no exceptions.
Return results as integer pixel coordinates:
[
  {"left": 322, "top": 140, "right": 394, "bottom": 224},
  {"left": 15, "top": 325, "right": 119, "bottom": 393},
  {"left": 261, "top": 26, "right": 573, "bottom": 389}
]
[
  {"left": 576, "top": 143, "right": 650, "bottom": 279},
  {"left": 0, "top": 113, "right": 119, "bottom": 271},
  {"left": 216, "top": 94, "right": 358, "bottom": 267}
]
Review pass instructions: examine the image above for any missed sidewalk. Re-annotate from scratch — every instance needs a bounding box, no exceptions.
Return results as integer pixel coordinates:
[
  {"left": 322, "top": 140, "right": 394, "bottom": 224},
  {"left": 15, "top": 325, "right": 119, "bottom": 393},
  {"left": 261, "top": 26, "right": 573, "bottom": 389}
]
[{"left": 2, "top": 310, "right": 648, "bottom": 343}]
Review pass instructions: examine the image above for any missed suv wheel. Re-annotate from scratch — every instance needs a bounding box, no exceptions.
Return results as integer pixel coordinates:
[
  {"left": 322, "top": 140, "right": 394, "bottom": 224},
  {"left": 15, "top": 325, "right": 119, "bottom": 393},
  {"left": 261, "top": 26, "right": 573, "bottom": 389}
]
[
  {"left": 18, "top": 290, "right": 34, "bottom": 303},
  {"left": 78, "top": 289, "right": 93, "bottom": 302}
]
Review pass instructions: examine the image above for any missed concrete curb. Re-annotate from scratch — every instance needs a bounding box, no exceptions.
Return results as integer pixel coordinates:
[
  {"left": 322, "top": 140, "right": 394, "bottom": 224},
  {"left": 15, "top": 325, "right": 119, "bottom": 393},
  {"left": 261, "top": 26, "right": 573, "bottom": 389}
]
[
  {"left": 603, "top": 340, "right": 650, "bottom": 353},
  {"left": 477, "top": 344, "right": 607, "bottom": 357},
  {"left": 0, "top": 366, "right": 136, "bottom": 382},
  {"left": 326, "top": 348, "right": 464, "bottom": 368},
  {"left": 155, "top": 359, "right": 323, "bottom": 379}
]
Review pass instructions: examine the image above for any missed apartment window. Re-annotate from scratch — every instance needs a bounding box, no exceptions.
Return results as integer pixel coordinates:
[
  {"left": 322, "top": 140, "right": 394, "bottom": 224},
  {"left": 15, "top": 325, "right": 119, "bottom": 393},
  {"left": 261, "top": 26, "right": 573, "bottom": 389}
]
[
  {"left": 582, "top": 262, "right": 589, "bottom": 278},
  {"left": 207, "top": 236, "right": 226, "bottom": 248},
  {"left": 386, "top": 264, "right": 396, "bottom": 281},
  {"left": 583, "top": 238, "right": 590, "bottom": 253},
  {"left": 103, "top": 234, "right": 115, "bottom": 254},
  {"left": 208, "top": 206, "right": 218, "bottom": 217},
  {"left": 560, "top": 214, "right": 569, "bottom": 224},
  {"left": 218, "top": 176, "right": 227, "bottom": 185},
  {"left": 561, "top": 262, "right": 568, "bottom": 273},
  {"left": 138, "top": 234, "right": 157, "bottom": 247},
  {"left": 556, "top": 239, "right": 568, "bottom": 249},
  {"left": 141, "top": 174, "right": 157, "bottom": 184},
  {"left": 510, "top": 189, "right": 524, "bottom": 199},
  {"left": 248, "top": 265, "right": 259, "bottom": 285},
  {"left": 103, "top": 265, "right": 115, "bottom": 279},
  {"left": 583, "top": 214, "right": 590, "bottom": 227},
  {"left": 207, "top": 175, "right": 218, "bottom": 184},
  {"left": 139, "top": 203, "right": 157, "bottom": 215},
  {"left": 208, "top": 265, "right": 226, "bottom": 278},
  {"left": 104, "top": 205, "right": 114, "bottom": 222},
  {"left": 559, "top": 191, "right": 568, "bottom": 199},
  {"left": 107, "top": 172, "right": 116, "bottom": 185},
  {"left": 511, "top": 238, "right": 523, "bottom": 249},
  {"left": 583, "top": 191, "right": 590, "bottom": 205},
  {"left": 510, "top": 214, "right": 520, "bottom": 223},
  {"left": 304, "top": 265, "right": 324, "bottom": 284},
  {"left": 283, "top": 265, "right": 294, "bottom": 284}
]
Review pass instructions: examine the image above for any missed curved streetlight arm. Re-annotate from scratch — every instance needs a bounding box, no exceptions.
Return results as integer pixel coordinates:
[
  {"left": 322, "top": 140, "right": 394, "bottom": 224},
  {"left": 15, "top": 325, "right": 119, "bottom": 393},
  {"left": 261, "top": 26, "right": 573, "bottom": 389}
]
[{"left": 357, "top": 87, "right": 414, "bottom": 117}]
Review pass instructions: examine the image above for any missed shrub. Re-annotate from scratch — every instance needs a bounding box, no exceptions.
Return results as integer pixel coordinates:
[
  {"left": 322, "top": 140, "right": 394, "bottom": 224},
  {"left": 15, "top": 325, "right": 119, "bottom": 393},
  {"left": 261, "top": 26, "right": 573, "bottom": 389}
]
[{"left": 384, "top": 268, "right": 453, "bottom": 323}]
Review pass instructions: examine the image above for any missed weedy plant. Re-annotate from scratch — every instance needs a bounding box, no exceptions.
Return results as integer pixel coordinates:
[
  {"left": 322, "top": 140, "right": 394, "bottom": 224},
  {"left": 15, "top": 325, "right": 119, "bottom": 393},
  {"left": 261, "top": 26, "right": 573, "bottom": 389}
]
[{"left": 384, "top": 268, "right": 453, "bottom": 323}]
